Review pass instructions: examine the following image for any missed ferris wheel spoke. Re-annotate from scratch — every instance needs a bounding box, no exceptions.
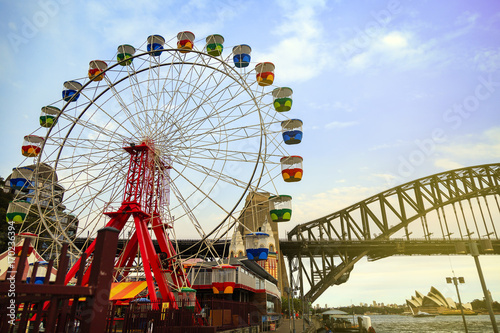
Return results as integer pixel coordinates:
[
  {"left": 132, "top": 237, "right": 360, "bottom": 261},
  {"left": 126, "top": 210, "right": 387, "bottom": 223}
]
[
  {"left": 123, "top": 61, "right": 150, "bottom": 126},
  {"left": 168, "top": 175, "right": 236, "bottom": 248},
  {"left": 172, "top": 156, "right": 257, "bottom": 191},
  {"left": 174, "top": 122, "right": 267, "bottom": 148},
  {"left": 175, "top": 92, "right": 270, "bottom": 140},
  {"left": 14, "top": 33, "right": 298, "bottom": 280},
  {"left": 174, "top": 146, "right": 262, "bottom": 164},
  {"left": 167, "top": 179, "right": 232, "bottom": 263},
  {"left": 156, "top": 61, "right": 247, "bottom": 134},
  {"left": 101, "top": 76, "right": 145, "bottom": 133},
  {"left": 58, "top": 101, "right": 141, "bottom": 144},
  {"left": 161, "top": 101, "right": 260, "bottom": 152}
]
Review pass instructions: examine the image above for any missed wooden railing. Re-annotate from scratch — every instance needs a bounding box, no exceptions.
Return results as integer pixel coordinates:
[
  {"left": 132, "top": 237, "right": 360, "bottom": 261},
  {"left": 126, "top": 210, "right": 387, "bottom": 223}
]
[{"left": 0, "top": 227, "right": 119, "bottom": 333}]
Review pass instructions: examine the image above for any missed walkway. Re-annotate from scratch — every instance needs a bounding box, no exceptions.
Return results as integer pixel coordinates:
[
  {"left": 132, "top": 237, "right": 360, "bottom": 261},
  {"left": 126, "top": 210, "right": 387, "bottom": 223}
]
[{"left": 275, "top": 318, "right": 308, "bottom": 333}]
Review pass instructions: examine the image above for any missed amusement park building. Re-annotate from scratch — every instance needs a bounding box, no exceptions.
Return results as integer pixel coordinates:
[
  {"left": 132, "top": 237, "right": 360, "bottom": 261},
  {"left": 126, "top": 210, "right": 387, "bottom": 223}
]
[{"left": 4, "top": 163, "right": 79, "bottom": 259}]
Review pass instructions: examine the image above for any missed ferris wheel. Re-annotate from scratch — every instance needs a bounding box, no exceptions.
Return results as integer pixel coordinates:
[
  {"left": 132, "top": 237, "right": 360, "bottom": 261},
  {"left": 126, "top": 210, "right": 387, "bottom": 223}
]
[{"left": 8, "top": 32, "right": 304, "bottom": 303}]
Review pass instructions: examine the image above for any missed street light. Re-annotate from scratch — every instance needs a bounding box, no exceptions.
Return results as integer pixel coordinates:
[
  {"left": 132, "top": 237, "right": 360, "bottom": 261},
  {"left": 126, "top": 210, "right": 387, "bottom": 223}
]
[
  {"left": 469, "top": 241, "right": 499, "bottom": 333},
  {"left": 285, "top": 287, "right": 292, "bottom": 332},
  {"left": 446, "top": 276, "right": 468, "bottom": 333}
]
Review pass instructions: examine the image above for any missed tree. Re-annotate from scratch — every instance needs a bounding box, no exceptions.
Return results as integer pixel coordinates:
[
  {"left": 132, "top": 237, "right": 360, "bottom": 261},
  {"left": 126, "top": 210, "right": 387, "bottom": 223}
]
[
  {"left": 470, "top": 299, "right": 500, "bottom": 312},
  {"left": 281, "top": 296, "right": 303, "bottom": 315}
]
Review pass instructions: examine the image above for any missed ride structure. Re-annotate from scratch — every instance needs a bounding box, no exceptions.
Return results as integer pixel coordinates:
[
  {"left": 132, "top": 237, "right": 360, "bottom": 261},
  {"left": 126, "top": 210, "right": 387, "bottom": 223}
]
[
  {"left": 64, "top": 140, "right": 185, "bottom": 305},
  {"left": 7, "top": 30, "right": 304, "bottom": 317}
]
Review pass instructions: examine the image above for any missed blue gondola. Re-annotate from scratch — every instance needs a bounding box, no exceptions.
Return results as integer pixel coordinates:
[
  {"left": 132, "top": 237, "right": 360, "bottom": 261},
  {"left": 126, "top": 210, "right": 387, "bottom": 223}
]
[
  {"left": 233, "top": 44, "right": 251, "bottom": 68},
  {"left": 281, "top": 119, "right": 303, "bottom": 145},
  {"left": 245, "top": 232, "right": 269, "bottom": 260},
  {"left": 147, "top": 35, "right": 165, "bottom": 56},
  {"left": 62, "top": 81, "right": 82, "bottom": 102}
]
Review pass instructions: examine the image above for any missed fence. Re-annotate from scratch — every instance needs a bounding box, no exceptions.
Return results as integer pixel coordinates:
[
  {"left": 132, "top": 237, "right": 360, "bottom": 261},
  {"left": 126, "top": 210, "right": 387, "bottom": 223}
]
[
  {"left": 0, "top": 227, "right": 119, "bottom": 333},
  {"left": 107, "top": 299, "right": 262, "bottom": 332}
]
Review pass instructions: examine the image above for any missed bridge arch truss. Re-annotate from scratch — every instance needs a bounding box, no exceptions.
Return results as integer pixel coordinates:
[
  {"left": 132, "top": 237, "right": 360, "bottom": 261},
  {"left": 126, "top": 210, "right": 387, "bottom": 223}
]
[{"left": 285, "top": 163, "right": 500, "bottom": 303}]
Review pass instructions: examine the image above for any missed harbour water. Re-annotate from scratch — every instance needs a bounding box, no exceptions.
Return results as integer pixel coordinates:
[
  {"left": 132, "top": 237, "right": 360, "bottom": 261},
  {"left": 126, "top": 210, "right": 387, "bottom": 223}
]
[{"left": 369, "top": 314, "right": 500, "bottom": 333}]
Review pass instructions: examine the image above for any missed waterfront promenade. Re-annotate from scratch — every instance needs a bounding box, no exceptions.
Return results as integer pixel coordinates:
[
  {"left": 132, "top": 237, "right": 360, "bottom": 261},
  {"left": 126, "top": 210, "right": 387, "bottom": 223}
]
[{"left": 275, "top": 318, "right": 309, "bottom": 333}]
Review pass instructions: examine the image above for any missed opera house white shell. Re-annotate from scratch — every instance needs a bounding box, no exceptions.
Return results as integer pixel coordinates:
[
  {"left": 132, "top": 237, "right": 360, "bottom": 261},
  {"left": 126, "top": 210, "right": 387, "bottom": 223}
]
[{"left": 406, "top": 287, "right": 473, "bottom": 315}]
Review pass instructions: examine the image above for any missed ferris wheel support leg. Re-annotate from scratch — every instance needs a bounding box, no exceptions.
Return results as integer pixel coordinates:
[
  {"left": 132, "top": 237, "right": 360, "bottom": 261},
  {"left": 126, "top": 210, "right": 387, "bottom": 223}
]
[
  {"left": 133, "top": 215, "right": 157, "bottom": 303},
  {"left": 135, "top": 215, "right": 178, "bottom": 307},
  {"left": 151, "top": 217, "right": 174, "bottom": 255},
  {"left": 64, "top": 211, "right": 131, "bottom": 285},
  {"left": 115, "top": 231, "right": 137, "bottom": 268},
  {"left": 151, "top": 218, "right": 184, "bottom": 286},
  {"left": 150, "top": 218, "right": 201, "bottom": 312},
  {"left": 114, "top": 234, "right": 139, "bottom": 281}
]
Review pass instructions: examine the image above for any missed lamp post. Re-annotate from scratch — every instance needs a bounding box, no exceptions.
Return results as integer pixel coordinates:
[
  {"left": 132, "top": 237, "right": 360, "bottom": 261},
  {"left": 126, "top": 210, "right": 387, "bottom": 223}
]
[
  {"left": 285, "top": 287, "right": 292, "bottom": 332},
  {"left": 446, "top": 276, "right": 468, "bottom": 333},
  {"left": 469, "top": 242, "right": 499, "bottom": 333}
]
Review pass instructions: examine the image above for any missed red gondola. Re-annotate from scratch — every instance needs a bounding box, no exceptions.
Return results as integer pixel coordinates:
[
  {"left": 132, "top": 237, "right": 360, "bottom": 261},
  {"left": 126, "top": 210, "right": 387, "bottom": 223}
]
[{"left": 280, "top": 156, "right": 303, "bottom": 182}]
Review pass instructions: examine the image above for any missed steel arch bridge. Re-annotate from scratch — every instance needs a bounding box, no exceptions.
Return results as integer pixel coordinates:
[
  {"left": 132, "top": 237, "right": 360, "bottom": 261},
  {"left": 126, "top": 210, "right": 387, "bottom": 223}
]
[{"left": 285, "top": 163, "right": 500, "bottom": 303}]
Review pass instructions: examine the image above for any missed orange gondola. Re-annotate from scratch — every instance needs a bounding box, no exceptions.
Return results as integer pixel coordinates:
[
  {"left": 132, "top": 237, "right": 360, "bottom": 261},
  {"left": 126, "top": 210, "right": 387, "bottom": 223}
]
[
  {"left": 177, "top": 31, "right": 195, "bottom": 53},
  {"left": 212, "top": 264, "right": 236, "bottom": 294},
  {"left": 255, "top": 62, "right": 275, "bottom": 86},
  {"left": 88, "top": 60, "right": 108, "bottom": 81},
  {"left": 21, "top": 135, "right": 44, "bottom": 157},
  {"left": 280, "top": 156, "right": 303, "bottom": 182}
]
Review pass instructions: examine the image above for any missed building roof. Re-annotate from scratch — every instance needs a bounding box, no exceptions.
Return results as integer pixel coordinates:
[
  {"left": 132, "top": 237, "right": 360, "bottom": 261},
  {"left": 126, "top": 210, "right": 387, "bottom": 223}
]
[{"left": 406, "top": 286, "right": 470, "bottom": 311}]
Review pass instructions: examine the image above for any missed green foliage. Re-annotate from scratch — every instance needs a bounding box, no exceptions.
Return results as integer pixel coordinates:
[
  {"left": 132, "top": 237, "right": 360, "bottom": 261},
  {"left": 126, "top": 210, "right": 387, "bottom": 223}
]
[
  {"left": 337, "top": 305, "right": 405, "bottom": 315},
  {"left": 281, "top": 296, "right": 304, "bottom": 315},
  {"left": 471, "top": 299, "right": 500, "bottom": 312}
]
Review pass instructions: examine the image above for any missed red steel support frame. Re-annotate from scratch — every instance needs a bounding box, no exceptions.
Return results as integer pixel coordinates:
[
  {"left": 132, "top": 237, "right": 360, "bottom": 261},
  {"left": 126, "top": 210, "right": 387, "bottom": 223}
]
[{"left": 64, "top": 141, "right": 192, "bottom": 308}]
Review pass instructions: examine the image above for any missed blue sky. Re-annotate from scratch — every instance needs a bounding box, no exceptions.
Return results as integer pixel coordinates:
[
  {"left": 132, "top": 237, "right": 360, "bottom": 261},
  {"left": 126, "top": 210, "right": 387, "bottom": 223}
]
[{"left": 1, "top": 0, "right": 499, "bottom": 307}]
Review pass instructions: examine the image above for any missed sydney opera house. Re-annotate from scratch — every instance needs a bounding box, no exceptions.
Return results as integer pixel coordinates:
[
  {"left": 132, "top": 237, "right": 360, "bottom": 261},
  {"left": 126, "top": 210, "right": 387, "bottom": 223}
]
[{"left": 406, "top": 287, "right": 474, "bottom": 315}]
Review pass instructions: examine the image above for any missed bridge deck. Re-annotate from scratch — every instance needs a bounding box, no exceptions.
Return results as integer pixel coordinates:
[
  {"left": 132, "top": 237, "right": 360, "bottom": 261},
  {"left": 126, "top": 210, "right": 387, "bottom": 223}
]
[{"left": 73, "top": 238, "right": 500, "bottom": 259}]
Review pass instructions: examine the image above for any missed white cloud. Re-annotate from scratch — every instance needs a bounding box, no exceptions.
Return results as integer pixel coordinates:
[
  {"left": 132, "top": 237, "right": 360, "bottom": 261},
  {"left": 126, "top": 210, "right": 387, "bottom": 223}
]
[
  {"left": 342, "top": 29, "right": 436, "bottom": 73},
  {"left": 372, "top": 173, "right": 397, "bottom": 183},
  {"left": 434, "top": 158, "right": 463, "bottom": 171},
  {"left": 291, "top": 185, "right": 383, "bottom": 222},
  {"left": 309, "top": 101, "right": 355, "bottom": 113},
  {"left": 474, "top": 48, "right": 500, "bottom": 73},
  {"left": 433, "top": 127, "right": 500, "bottom": 169},
  {"left": 338, "top": 8, "right": 487, "bottom": 75},
  {"left": 381, "top": 31, "right": 408, "bottom": 48},
  {"left": 325, "top": 121, "right": 358, "bottom": 129},
  {"left": 455, "top": 11, "right": 480, "bottom": 26},
  {"left": 253, "top": 0, "right": 334, "bottom": 83},
  {"left": 347, "top": 52, "right": 370, "bottom": 71}
]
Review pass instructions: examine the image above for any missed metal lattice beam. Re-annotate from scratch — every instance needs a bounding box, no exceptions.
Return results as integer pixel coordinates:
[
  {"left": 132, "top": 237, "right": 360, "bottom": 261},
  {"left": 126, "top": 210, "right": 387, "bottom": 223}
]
[{"left": 286, "top": 163, "right": 500, "bottom": 302}]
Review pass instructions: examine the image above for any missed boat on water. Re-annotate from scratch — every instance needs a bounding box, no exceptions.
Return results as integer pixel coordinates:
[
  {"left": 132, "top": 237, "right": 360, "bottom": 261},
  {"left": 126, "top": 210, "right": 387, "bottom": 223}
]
[
  {"left": 440, "top": 309, "right": 478, "bottom": 315},
  {"left": 320, "top": 310, "right": 376, "bottom": 332},
  {"left": 413, "top": 311, "right": 436, "bottom": 318}
]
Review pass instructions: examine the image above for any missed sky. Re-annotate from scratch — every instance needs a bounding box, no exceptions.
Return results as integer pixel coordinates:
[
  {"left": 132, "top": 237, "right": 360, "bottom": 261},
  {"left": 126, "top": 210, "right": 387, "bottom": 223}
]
[{"left": 1, "top": 0, "right": 499, "bottom": 308}]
